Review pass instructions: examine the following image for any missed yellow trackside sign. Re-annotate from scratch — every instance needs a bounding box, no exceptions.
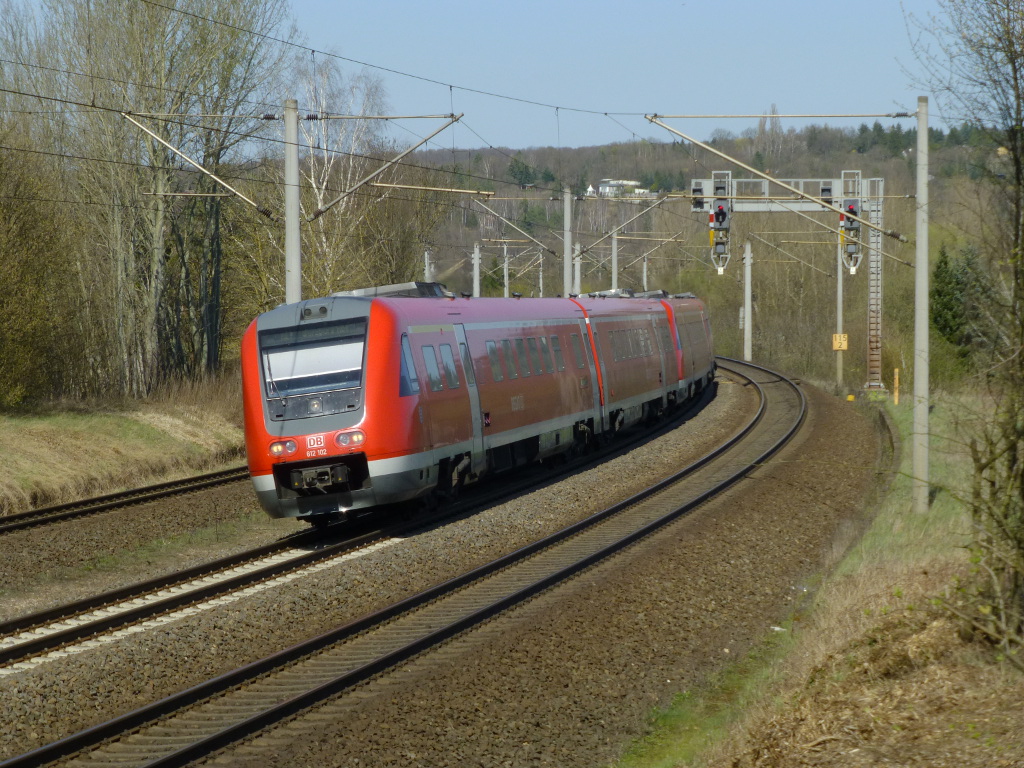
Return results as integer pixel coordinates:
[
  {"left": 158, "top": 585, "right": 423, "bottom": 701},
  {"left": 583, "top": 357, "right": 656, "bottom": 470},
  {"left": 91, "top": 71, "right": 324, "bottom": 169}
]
[{"left": 832, "top": 333, "right": 848, "bottom": 351}]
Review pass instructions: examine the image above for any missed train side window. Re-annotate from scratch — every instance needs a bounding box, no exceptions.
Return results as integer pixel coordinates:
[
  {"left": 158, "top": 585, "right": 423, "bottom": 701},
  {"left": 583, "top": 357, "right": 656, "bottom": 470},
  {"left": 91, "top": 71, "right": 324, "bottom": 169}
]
[
  {"left": 422, "top": 346, "right": 444, "bottom": 392},
  {"left": 526, "top": 337, "right": 543, "bottom": 375},
  {"left": 550, "top": 336, "right": 565, "bottom": 371},
  {"left": 569, "top": 333, "right": 585, "bottom": 368},
  {"left": 613, "top": 329, "right": 625, "bottom": 361},
  {"left": 459, "top": 342, "right": 476, "bottom": 386},
  {"left": 486, "top": 340, "right": 504, "bottom": 382},
  {"left": 514, "top": 338, "right": 531, "bottom": 377},
  {"left": 439, "top": 344, "right": 460, "bottom": 389},
  {"left": 658, "top": 325, "right": 672, "bottom": 355},
  {"left": 539, "top": 336, "right": 555, "bottom": 373},
  {"left": 399, "top": 335, "right": 420, "bottom": 396},
  {"left": 501, "top": 339, "right": 519, "bottom": 379}
]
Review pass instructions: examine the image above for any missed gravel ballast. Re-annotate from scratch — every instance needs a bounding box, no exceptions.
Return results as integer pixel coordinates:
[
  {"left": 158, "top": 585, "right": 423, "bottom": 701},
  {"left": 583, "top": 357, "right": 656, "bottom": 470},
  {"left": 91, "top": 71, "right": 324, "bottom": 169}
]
[{"left": 0, "top": 377, "right": 885, "bottom": 766}]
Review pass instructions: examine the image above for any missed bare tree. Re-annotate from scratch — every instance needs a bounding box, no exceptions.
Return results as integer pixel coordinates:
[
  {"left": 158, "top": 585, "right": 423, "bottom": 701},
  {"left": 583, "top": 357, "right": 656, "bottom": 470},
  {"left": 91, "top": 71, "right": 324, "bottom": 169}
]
[
  {"left": 298, "top": 56, "right": 389, "bottom": 296},
  {"left": 1, "top": 0, "right": 294, "bottom": 393}
]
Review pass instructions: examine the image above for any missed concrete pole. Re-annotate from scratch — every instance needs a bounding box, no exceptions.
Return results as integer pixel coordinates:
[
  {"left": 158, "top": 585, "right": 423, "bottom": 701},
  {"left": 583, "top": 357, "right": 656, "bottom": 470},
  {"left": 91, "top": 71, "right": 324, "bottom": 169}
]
[
  {"left": 913, "top": 96, "right": 930, "bottom": 513},
  {"left": 473, "top": 242, "right": 481, "bottom": 298},
  {"left": 538, "top": 254, "right": 544, "bottom": 297},
  {"left": 743, "top": 241, "right": 753, "bottom": 361},
  {"left": 503, "top": 242, "right": 509, "bottom": 298},
  {"left": 424, "top": 249, "right": 433, "bottom": 283},
  {"left": 837, "top": 237, "right": 844, "bottom": 388},
  {"left": 642, "top": 254, "right": 648, "bottom": 291},
  {"left": 611, "top": 231, "right": 619, "bottom": 291},
  {"left": 563, "top": 187, "right": 572, "bottom": 297},
  {"left": 573, "top": 242, "right": 582, "bottom": 295},
  {"left": 284, "top": 99, "right": 301, "bottom": 304}
]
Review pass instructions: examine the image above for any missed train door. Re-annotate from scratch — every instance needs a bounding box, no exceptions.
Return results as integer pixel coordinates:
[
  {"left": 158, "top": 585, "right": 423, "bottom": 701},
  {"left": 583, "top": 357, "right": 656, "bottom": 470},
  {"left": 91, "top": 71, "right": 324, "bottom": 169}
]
[
  {"left": 454, "top": 324, "right": 485, "bottom": 475},
  {"left": 651, "top": 315, "right": 672, "bottom": 406},
  {"left": 578, "top": 317, "right": 606, "bottom": 430}
]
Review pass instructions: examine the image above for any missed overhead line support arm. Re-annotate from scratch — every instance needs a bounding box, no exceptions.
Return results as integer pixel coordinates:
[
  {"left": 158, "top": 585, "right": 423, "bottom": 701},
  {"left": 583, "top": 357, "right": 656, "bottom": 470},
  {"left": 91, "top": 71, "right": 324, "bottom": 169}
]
[
  {"left": 309, "top": 114, "right": 463, "bottom": 221},
  {"left": 122, "top": 112, "right": 275, "bottom": 220},
  {"left": 473, "top": 198, "right": 558, "bottom": 257}
]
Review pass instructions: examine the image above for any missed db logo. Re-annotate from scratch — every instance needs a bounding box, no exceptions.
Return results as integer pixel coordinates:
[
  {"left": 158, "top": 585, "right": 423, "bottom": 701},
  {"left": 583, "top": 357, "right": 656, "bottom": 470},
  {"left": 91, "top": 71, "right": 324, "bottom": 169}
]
[{"left": 306, "top": 435, "right": 325, "bottom": 449}]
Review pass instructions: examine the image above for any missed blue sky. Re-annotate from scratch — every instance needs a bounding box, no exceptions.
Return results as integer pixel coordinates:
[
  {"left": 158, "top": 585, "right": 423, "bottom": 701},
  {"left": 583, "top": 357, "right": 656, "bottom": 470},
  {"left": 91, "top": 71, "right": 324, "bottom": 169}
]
[{"left": 287, "top": 0, "right": 942, "bottom": 150}]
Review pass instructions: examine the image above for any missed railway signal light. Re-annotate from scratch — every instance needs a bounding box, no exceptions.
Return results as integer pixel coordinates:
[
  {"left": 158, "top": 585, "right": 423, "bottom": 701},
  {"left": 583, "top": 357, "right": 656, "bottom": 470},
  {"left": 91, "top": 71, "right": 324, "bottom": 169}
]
[
  {"left": 841, "top": 198, "right": 860, "bottom": 236},
  {"left": 712, "top": 199, "right": 730, "bottom": 230},
  {"left": 840, "top": 198, "right": 862, "bottom": 274},
  {"left": 707, "top": 197, "right": 731, "bottom": 274},
  {"left": 691, "top": 182, "right": 705, "bottom": 212}
]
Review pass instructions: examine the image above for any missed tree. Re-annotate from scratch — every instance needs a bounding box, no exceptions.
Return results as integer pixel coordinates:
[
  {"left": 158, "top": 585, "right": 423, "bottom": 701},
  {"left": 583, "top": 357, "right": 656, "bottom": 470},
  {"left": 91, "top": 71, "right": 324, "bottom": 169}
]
[
  {"left": 931, "top": 244, "right": 969, "bottom": 346},
  {"left": 0, "top": 126, "right": 83, "bottom": 405},
  {"left": 1, "top": 0, "right": 294, "bottom": 393},
  {"left": 910, "top": 0, "right": 1024, "bottom": 666},
  {"left": 507, "top": 155, "right": 536, "bottom": 187}
]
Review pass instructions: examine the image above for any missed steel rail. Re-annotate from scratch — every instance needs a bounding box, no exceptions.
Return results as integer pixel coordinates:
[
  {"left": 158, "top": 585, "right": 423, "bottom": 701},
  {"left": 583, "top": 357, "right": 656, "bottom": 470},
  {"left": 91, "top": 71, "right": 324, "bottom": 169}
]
[
  {"left": 0, "top": 466, "right": 249, "bottom": 535},
  {"left": 2, "top": 360, "right": 803, "bottom": 768},
  {"left": 0, "top": 380, "right": 716, "bottom": 668}
]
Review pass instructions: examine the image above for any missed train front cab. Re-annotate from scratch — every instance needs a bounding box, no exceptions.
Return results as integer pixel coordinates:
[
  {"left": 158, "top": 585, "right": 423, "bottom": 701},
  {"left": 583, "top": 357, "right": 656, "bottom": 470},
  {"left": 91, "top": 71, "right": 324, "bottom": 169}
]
[{"left": 243, "top": 297, "right": 404, "bottom": 521}]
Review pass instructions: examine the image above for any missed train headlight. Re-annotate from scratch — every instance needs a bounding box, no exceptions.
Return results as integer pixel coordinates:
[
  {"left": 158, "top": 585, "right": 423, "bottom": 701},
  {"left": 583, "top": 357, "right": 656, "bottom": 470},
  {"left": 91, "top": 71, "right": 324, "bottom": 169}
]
[
  {"left": 269, "top": 439, "right": 297, "bottom": 457},
  {"left": 335, "top": 430, "right": 365, "bottom": 448}
]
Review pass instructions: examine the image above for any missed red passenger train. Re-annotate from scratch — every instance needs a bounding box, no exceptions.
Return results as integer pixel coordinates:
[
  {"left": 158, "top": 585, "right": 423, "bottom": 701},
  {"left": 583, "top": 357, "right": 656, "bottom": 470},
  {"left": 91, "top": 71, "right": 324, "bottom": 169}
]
[{"left": 241, "top": 284, "right": 714, "bottom": 523}]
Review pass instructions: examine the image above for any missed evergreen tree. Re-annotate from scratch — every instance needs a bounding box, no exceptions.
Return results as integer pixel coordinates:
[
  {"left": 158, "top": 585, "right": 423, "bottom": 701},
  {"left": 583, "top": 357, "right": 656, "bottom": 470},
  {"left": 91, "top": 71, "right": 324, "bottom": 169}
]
[
  {"left": 931, "top": 244, "right": 968, "bottom": 344},
  {"left": 507, "top": 155, "right": 536, "bottom": 187}
]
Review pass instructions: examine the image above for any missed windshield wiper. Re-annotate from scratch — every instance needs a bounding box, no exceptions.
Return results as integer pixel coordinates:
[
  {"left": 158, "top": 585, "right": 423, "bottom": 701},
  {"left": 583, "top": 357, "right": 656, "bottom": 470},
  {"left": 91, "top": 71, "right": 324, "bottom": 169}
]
[{"left": 263, "top": 353, "right": 285, "bottom": 401}]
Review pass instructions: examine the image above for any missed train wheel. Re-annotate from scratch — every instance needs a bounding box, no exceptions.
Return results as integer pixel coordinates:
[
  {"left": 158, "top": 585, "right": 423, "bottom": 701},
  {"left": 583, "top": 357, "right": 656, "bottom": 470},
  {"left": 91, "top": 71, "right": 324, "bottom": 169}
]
[{"left": 437, "top": 455, "right": 469, "bottom": 501}]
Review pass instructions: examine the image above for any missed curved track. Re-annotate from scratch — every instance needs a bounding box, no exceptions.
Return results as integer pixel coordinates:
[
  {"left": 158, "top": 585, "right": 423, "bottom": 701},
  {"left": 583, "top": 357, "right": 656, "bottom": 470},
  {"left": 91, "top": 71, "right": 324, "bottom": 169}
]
[
  {"left": 2, "top": 359, "right": 805, "bottom": 768},
  {"left": 0, "top": 371, "right": 720, "bottom": 671},
  {"left": 0, "top": 467, "right": 250, "bottom": 535}
]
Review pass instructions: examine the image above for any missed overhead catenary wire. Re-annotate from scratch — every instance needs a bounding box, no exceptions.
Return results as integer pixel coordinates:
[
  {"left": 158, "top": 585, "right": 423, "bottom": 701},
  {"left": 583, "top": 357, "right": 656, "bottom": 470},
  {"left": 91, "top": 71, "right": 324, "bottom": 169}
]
[{"left": 0, "top": 5, "right": 922, "bottom": 282}]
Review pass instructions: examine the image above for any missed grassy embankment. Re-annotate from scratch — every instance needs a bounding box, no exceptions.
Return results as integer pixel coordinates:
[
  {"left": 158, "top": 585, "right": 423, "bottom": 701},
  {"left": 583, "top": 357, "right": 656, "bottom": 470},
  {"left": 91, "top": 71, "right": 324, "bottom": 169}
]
[
  {"left": 615, "top": 393, "right": 1008, "bottom": 767},
  {"left": 0, "top": 373, "right": 245, "bottom": 515}
]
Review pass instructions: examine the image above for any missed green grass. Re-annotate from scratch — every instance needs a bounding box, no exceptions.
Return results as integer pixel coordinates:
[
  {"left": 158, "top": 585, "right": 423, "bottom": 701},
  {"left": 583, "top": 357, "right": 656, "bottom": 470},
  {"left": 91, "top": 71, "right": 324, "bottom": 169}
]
[
  {"left": 833, "top": 397, "right": 972, "bottom": 579},
  {"left": 618, "top": 626, "right": 797, "bottom": 768}
]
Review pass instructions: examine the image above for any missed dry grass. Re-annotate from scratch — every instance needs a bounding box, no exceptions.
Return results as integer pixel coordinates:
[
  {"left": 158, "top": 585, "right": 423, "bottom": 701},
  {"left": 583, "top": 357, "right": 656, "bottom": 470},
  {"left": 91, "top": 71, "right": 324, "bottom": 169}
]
[
  {"left": 697, "top": 398, "right": 1023, "bottom": 767},
  {"left": 618, "top": 395, "right": 1024, "bottom": 768},
  {"left": 0, "top": 371, "right": 244, "bottom": 515}
]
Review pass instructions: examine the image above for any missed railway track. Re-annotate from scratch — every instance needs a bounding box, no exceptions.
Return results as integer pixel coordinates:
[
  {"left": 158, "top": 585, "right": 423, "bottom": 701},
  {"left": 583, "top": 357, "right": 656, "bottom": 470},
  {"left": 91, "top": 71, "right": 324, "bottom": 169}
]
[
  {"left": 2, "top": 358, "right": 804, "bottom": 768},
  {"left": 0, "top": 466, "right": 250, "bottom": 535},
  {"left": 0, "top": 371, "right": 717, "bottom": 673}
]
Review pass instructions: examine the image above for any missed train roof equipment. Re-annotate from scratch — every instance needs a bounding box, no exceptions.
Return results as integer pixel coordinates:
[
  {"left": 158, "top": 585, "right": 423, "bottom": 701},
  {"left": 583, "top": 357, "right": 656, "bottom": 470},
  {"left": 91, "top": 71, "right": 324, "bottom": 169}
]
[{"left": 332, "top": 282, "right": 451, "bottom": 298}]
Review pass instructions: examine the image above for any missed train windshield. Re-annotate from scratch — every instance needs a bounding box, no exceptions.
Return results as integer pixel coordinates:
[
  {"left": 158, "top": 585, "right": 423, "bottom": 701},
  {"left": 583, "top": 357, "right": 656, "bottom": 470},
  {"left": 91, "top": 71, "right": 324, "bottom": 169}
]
[{"left": 259, "top": 317, "right": 368, "bottom": 398}]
